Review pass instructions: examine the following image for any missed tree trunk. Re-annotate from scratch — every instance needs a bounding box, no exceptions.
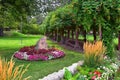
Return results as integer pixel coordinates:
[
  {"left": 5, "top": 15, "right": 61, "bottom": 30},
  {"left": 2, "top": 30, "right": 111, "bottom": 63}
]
[
  {"left": 56, "top": 28, "right": 59, "bottom": 42},
  {"left": 67, "top": 29, "right": 70, "bottom": 39},
  {"left": 83, "top": 30, "right": 86, "bottom": 42},
  {"left": 118, "top": 31, "right": 120, "bottom": 50},
  {"left": 72, "top": 30, "right": 74, "bottom": 39},
  {"left": 93, "top": 28, "right": 96, "bottom": 41},
  {"left": 52, "top": 31, "right": 54, "bottom": 38},
  {"left": 54, "top": 30, "right": 57, "bottom": 41},
  {"left": 74, "top": 28, "right": 80, "bottom": 49},
  {"left": 99, "top": 24, "right": 102, "bottom": 40},
  {"left": 0, "top": 27, "right": 4, "bottom": 36},
  {"left": 64, "top": 30, "right": 67, "bottom": 41},
  {"left": 60, "top": 30, "right": 64, "bottom": 44}
]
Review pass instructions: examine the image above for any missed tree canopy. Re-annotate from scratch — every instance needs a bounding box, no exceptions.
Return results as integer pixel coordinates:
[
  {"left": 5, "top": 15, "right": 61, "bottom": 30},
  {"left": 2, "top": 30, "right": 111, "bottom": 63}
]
[
  {"left": 0, "top": 0, "right": 39, "bottom": 27},
  {"left": 41, "top": 0, "right": 120, "bottom": 32}
]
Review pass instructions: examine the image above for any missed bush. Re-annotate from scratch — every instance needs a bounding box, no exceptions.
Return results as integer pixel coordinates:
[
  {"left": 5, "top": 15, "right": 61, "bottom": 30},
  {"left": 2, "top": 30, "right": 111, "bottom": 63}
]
[
  {"left": 4, "top": 31, "right": 26, "bottom": 37},
  {"left": 22, "top": 23, "right": 40, "bottom": 34}
]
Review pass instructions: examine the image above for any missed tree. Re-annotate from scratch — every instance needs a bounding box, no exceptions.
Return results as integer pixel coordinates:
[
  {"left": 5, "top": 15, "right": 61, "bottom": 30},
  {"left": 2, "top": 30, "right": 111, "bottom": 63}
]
[{"left": 0, "top": 0, "right": 39, "bottom": 36}]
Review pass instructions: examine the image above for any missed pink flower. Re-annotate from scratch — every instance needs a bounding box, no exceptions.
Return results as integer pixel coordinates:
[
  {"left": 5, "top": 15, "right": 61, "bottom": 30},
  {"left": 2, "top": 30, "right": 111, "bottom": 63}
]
[
  {"left": 91, "top": 76, "right": 96, "bottom": 80},
  {"left": 14, "top": 52, "right": 24, "bottom": 59},
  {"left": 98, "top": 73, "right": 101, "bottom": 77}
]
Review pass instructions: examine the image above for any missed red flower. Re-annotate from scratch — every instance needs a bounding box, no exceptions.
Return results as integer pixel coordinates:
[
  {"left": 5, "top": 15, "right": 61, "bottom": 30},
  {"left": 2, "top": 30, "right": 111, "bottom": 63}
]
[{"left": 94, "top": 70, "right": 101, "bottom": 75}]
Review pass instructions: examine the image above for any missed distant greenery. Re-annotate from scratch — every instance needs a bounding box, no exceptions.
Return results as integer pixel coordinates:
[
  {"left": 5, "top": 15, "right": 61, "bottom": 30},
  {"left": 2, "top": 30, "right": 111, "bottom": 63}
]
[
  {"left": 4, "top": 31, "right": 26, "bottom": 37},
  {"left": 22, "top": 18, "right": 41, "bottom": 34}
]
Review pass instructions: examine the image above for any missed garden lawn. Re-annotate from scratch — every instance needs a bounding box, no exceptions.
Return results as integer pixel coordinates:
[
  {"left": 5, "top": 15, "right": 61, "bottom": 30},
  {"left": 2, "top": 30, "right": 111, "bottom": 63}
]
[{"left": 0, "top": 33, "right": 83, "bottom": 80}]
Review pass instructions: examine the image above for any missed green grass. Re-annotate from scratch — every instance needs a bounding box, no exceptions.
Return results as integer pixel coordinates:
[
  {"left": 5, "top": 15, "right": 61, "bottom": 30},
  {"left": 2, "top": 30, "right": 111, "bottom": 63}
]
[
  {"left": 0, "top": 31, "right": 83, "bottom": 80},
  {"left": 79, "top": 34, "right": 118, "bottom": 45}
]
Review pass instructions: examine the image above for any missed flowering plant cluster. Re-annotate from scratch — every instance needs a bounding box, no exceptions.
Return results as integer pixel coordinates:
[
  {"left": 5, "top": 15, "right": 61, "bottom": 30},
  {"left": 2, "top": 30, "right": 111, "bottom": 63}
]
[
  {"left": 76, "top": 66, "right": 103, "bottom": 80},
  {"left": 14, "top": 46, "right": 65, "bottom": 61},
  {"left": 64, "top": 57, "right": 120, "bottom": 80},
  {"left": 94, "top": 58, "right": 120, "bottom": 80}
]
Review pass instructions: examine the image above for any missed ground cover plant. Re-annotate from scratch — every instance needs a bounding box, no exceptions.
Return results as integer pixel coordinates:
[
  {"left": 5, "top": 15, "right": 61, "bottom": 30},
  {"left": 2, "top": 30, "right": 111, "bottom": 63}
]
[{"left": 0, "top": 31, "right": 83, "bottom": 80}]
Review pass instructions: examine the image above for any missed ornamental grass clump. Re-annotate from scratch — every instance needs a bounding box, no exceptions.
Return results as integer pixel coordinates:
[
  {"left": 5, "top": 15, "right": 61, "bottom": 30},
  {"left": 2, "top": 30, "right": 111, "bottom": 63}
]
[
  {"left": 0, "top": 57, "right": 30, "bottom": 80},
  {"left": 83, "top": 41, "right": 106, "bottom": 67}
]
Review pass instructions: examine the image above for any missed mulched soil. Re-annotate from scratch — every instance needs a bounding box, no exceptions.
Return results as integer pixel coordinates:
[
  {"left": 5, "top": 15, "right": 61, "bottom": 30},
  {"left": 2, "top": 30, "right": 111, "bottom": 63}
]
[
  {"left": 50, "top": 39, "right": 84, "bottom": 53},
  {"left": 58, "top": 43, "right": 83, "bottom": 53}
]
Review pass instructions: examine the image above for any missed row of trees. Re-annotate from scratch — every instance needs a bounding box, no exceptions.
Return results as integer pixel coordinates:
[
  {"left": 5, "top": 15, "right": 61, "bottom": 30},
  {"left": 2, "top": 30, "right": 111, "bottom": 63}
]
[{"left": 40, "top": 0, "right": 120, "bottom": 57}]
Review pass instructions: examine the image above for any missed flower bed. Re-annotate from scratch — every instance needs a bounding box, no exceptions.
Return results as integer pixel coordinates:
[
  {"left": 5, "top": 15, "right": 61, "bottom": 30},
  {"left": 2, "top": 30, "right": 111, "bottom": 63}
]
[
  {"left": 14, "top": 46, "right": 65, "bottom": 61},
  {"left": 63, "top": 41, "right": 120, "bottom": 80}
]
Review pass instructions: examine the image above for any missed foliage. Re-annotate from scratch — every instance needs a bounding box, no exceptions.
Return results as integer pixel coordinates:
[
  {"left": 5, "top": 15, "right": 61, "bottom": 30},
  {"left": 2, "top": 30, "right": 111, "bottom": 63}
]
[
  {"left": 40, "top": 4, "right": 75, "bottom": 33},
  {"left": 83, "top": 41, "right": 106, "bottom": 67},
  {"left": 40, "top": 0, "right": 120, "bottom": 57},
  {"left": 64, "top": 68, "right": 72, "bottom": 80},
  {"left": 102, "top": 25, "right": 115, "bottom": 58},
  {"left": 0, "top": 0, "right": 39, "bottom": 27},
  {"left": 21, "top": 17, "right": 41, "bottom": 34},
  {"left": 22, "top": 23, "right": 40, "bottom": 34},
  {"left": 77, "top": 66, "right": 103, "bottom": 80},
  {"left": 0, "top": 57, "right": 30, "bottom": 80},
  {"left": 64, "top": 68, "right": 86, "bottom": 80},
  {"left": 4, "top": 31, "right": 26, "bottom": 37}
]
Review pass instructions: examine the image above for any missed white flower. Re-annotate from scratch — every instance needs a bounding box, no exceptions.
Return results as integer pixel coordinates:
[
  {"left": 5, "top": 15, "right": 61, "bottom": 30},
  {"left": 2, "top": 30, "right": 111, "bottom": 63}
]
[
  {"left": 84, "top": 75, "right": 87, "bottom": 77},
  {"left": 23, "top": 53, "right": 29, "bottom": 60}
]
